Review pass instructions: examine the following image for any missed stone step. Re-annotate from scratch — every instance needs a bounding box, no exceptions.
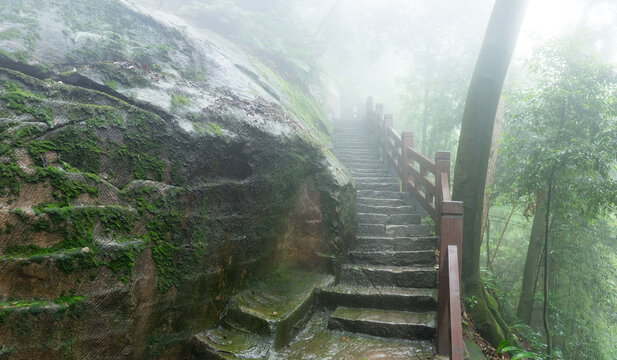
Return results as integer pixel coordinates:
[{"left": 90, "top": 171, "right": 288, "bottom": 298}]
[
  {"left": 221, "top": 268, "right": 333, "bottom": 349},
  {"left": 337, "top": 158, "right": 383, "bottom": 164},
  {"left": 356, "top": 197, "right": 407, "bottom": 207},
  {"left": 356, "top": 182, "right": 400, "bottom": 191},
  {"left": 192, "top": 326, "right": 269, "bottom": 359},
  {"left": 385, "top": 224, "right": 431, "bottom": 237},
  {"left": 341, "top": 162, "right": 389, "bottom": 170},
  {"left": 339, "top": 264, "right": 437, "bottom": 288},
  {"left": 334, "top": 143, "right": 374, "bottom": 148},
  {"left": 334, "top": 148, "right": 378, "bottom": 153},
  {"left": 357, "top": 205, "right": 415, "bottom": 215},
  {"left": 351, "top": 170, "right": 392, "bottom": 177},
  {"left": 352, "top": 175, "right": 398, "bottom": 181},
  {"left": 355, "top": 236, "right": 438, "bottom": 252},
  {"left": 357, "top": 190, "right": 406, "bottom": 199},
  {"left": 358, "top": 213, "right": 421, "bottom": 225},
  {"left": 327, "top": 307, "right": 436, "bottom": 340},
  {"left": 339, "top": 160, "right": 385, "bottom": 166},
  {"left": 348, "top": 165, "right": 392, "bottom": 172},
  {"left": 318, "top": 285, "right": 437, "bottom": 312},
  {"left": 348, "top": 250, "right": 435, "bottom": 267},
  {"left": 335, "top": 151, "right": 379, "bottom": 156}
]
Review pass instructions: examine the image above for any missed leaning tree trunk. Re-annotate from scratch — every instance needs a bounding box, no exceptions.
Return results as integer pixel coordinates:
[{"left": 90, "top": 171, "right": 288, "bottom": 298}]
[
  {"left": 481, "top": 97, "right": 505, "bottom": 242},
  {"left": 451, "top": 0, "right": 529, "bottom": 346},
  {"left": 517, "top": 194, "right": 547, "bottom": 324}
]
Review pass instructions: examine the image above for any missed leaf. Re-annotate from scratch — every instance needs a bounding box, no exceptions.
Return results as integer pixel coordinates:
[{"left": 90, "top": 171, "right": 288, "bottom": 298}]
[
  {"left": 496, "top": 339, "right": 511, "bottom": 352},
  {"left": 511, "top": 351, "right": 539, "bottom": 360}
]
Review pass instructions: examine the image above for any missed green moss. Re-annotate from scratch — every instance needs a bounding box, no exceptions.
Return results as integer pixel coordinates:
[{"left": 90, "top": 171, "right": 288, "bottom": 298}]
[
  {"left": 0, "top": 28, "right": 19, "bottom": 40},
  {"left": 207, "top": 122, "right": 225, "bottom": 137},
  {"left": 123, "top": 117, "right": 167, "bottom": 181},
  {"left": 43, "top": 167, "right": 98, "bottom": 205},
  {"left": 0, "top": 82, "right": 52, "bottom": 125},
  {"left": 107, "top": 241, "right": 146, "bottom": 275},
  {"left": 55, "top": 126, "right": 102, "bottom": 173},
  {"left": 0, "top": 162, "right": 20, "bottom": 196},
  {"left": 104, "top": 79, "right": 117, "bottom": 90},
  {"left": 91, "top": 61, "right": 149, "bottom": 88},
  {"left": 170, "top": 93, "right": 189, "bottom": 108},
  {"left": 0, "top": 345, "right": 15, "bottom": 356}
]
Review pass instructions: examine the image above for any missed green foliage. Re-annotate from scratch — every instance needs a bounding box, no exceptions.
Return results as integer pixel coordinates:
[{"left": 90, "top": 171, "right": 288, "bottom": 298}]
[
  {"left": 499, "top": 38, "right": 617, "bottom": 218},
  {"left": 104, "top": 79, "right": 117, "bottom": 90},
  {"left": 0, "top": 162, "right": 20, "bottom": 196},
  {"left": 0, "top": 82, "right": 52, "bottom": 125},
  {"left": 496, "top": 339, "right": 543, "bottom": 360},
  {"left": 490, "top": 37, "right": 617, "bottom": 360},
  {"left": 170, "top": 93, "right": 189, "bottom": 108}
]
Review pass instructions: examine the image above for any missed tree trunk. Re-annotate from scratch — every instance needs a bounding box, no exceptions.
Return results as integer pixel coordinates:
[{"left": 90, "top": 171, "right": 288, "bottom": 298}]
[
  {"left": 517, "top": 194, "right": 547, "bottom": 324},
  {"left": 543, "top": 178, "right": 553, "bottom": 358},
  {"left": 481, "top": 97, "right": 505, "bottom": 241},
  {"left": 451, "top": 0, "right": 529, "bottom": 346}
]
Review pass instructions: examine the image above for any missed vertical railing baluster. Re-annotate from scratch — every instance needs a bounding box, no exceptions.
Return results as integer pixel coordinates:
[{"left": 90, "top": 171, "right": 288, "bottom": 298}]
[
  {"left": 435, "top": 151, "right": 451, "bottom": 232},
  {"left": 401, "top": 132, "right": 414, "bottom": 190},
  {"left": 383, "top": 114, "right": 393, "bottom": 165}
]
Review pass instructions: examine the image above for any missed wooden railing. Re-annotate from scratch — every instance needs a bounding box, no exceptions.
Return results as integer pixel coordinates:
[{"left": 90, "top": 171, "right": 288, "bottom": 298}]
[{"left": 366, "top": 96, "right": 464, "bottom": 360}]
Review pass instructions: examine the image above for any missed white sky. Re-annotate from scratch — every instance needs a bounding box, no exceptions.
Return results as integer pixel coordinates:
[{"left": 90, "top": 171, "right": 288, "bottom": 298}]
[{"left": 516, "top": 0, "right": 616, "bottom": 59}]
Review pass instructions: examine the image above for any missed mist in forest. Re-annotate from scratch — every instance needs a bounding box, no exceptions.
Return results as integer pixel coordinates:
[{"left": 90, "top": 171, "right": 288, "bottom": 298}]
[
  {"left": 1, "top": 0, "right": 617, "bottom": 358},
  {"left": 130, "top": 1, "right": 617, "bottom": 358}
]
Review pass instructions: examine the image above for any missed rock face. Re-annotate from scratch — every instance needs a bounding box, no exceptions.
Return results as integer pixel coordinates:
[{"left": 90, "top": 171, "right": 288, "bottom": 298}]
[{"left": 0, "top": 0, "right": 355, "bottom": 358}]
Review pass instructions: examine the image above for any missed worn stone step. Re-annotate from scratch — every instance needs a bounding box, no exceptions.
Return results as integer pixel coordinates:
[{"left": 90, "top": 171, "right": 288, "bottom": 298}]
[
  {"left": 348, "top": 250, "right": 435, "bottom": 266},
  {"left": 334, "top": 149, "right": 378, "bottom": 153},
  {"left": 358, "top": 213, "right": 421, "bottom": 225},
  {"left": 318, "top": 285, "right": 437, "bottom": 312},
  {"left": 351, "top": 171, "right": 392, "bottom": 178},
  {"left": 328, "top": 307, "right": 436, "bottom": 340},
  {"left": 357, "top": 224, "right": 430, "bottom": 237},
  {"left": 335, "top": 152, "right": 379, "bottom": 157},
  {"left": 348, "top": 165, "right": 392, "bottom": 172},
  {"left": 192, "top": 326, "right": 269, "bottom": 359},
  {"left": 337, "top": 155, "right": 382, "bottom": 160},
  {"left": 341, "top": 162, "right": 389, "bottom": 170},
  {"left": 221, "top": 268, "right": 334, "bottom": 349},
  {"left": 386, "top": 224, "right": 431, "bottom": 237},
  {"left": 356, "top": 182, "right": 400, "bottom": 191},
  {"left": 340, "top": 264, "right": 437, "bottom": 288},
  {"left": 356, "top": 190, "right": 406, "bottom": 199},
  {"left": 339, "top": 160, "right": 385, "bottom": 167},
  {"left": 355, "top": 236, "right": 438, "bottom": 252},
  {"left": 352, "top": 176, "right": 399, "bottom": 182},
  {"left": 357, "top": 205, "right": 415, "bottom": 215},
  {"left": 356, "top": 197, "right": 407, "bottom": 207},
  {"left": 334, "top": 143, "right": 375, "bottom": 148}
]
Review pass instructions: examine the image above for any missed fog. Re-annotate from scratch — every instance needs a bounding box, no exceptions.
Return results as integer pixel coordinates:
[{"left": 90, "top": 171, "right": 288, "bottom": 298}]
[{"left": 134, "top": 0, "right": 617, "bottom": 149}]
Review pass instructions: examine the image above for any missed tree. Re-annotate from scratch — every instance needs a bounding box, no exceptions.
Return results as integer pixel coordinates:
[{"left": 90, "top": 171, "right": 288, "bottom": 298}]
[
  {"left": 498, "top": 37, "right": 617, "bottom": 356},
  {"left": 451, "top": 0, "right": 529, "bottom": 346}
]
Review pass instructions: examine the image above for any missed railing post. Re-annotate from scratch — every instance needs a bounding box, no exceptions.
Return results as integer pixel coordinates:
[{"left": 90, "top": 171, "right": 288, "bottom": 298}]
[
  {"left": 437, "top": 200, "right": 463, "bottom": 356},
  {"left": 401, "top": 131, "right": 414, "bottom": 191},
  {"left": 375, "top": 104, "right": 384, "bottom": 157},
  {"left": 366, "top": 96, "right": 374, "bottom": 122},
  {"left": 383, "top": 114, "right": 393, "bottom": 165},
  {"left": 448, "top": 245, "right": 465, "bottom": 360},
  {"left": 435, "top": 151, "right": 451, "bottom": 225}
]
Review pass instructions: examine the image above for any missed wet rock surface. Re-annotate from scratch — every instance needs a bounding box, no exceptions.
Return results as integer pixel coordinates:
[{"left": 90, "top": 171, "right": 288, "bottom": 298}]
[{"left": 0, "top": 0, "right": 355, "bottom": 358}]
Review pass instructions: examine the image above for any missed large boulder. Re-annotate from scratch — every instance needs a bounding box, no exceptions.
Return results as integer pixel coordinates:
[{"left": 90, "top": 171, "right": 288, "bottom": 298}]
[{"left": 0, "top": 0, "right": 355, "bottom": 358}]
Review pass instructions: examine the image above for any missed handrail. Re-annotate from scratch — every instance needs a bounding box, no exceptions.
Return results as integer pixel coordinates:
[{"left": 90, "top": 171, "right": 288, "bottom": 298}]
[{"left": 366, "top": 96, "right": 464, "bottom": 360}]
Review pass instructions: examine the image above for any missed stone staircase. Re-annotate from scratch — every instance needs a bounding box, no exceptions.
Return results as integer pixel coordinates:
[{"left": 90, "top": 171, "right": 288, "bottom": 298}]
[
  {"left": 319, "top": 120, "right": 439, "bottom": 344},
  {"left": 190, "top": 120, "right": 438, "bottom": 359}
]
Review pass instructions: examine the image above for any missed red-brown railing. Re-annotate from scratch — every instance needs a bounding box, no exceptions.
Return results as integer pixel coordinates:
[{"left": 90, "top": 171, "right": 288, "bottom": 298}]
[{"left": 366, "top": 97, "right": 464, "bottom": 360}]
